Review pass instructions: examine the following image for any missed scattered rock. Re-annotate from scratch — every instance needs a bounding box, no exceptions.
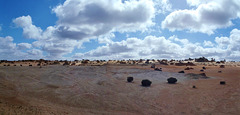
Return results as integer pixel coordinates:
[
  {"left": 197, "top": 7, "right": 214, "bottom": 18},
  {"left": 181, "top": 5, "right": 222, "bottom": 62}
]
[
  {"left": 154, "top": 68, "right": 162, "bottom": 71},
  {"left": 127, "top": 77, "right": 134, "bottom": 82},
  {"left": 220, "top": 81, "right": 226, "bottom": 85},
  {"left": 151, "top": 64, "right": 155, "bottom": 68},
  {"left": 167, "top": 77, "right": 177, "bottom": 84},
  {"left": 200, "top": 69, "right": 204, "bottom": 72},
  {"left": 141, "top": 79, "right": 152, "bottom": 87},
  {"left": 220, "top": 65, "right": 225, "bottom": 68},
  {"left": 178, "top": 71, "right": 185, "bottom": 73},
  {"left": 192, "top": 85, "right": 196, "bottom": 88},
  {"left": 218, "top": 71, "right": 222, "bottom": 73}
]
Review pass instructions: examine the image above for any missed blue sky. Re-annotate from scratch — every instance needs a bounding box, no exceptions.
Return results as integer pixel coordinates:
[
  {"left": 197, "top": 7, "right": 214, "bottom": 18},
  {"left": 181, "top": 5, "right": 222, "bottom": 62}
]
[{"left": 0, "top": 0, "right": 240, "bottom": 61}]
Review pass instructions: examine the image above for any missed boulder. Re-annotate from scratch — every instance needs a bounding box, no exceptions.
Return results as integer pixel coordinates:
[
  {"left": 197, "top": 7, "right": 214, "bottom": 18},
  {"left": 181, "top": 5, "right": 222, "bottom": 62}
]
[
  {"left": 141, "top": 79, "right": 152, "bottom": 87},
  {"left": 178, "top": 71, "right": 185, "bottom": 73},
  {"left": 202, "top": 67, "right": 206, "bottom": 69},
  {"left": 154, "top": 68, "right": 162, "bottom": 71},
  {"left": 220, "top": 65, "right": 225, "bottom": 68},
  {"left": 127, "top": 77, "right": 134, "bottom": 82},
  {"left": 220, "top": 81, "right": 226, "bottom": 85},
  {"left": 151, "top": 64, "right": 155, "bottom": 68},
  {"left": 192, "top": 85, "right": 196, "bottom": 88},
  {"left": 167, "top": 77, "right": 177, "bottom": 84}
]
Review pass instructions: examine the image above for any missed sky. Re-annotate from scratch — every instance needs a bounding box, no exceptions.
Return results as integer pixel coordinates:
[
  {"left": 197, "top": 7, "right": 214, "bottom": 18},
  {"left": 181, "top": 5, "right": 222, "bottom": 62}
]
[{"left": 0, "top": 0, "right": 240, "bottom": 61}]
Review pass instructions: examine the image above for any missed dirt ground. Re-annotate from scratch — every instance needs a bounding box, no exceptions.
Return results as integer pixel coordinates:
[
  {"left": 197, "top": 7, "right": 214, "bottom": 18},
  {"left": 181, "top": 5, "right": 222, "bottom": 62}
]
[{"left": 0, "top": 63, "right": 239, "bottom": 115}]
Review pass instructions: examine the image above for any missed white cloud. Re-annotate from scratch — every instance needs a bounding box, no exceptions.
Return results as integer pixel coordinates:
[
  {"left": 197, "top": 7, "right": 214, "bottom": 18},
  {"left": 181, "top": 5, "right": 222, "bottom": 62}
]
[
  {"left": 17, "top": 43, "right": 32, "bottom": 50},
  {"left": 53, "top": 0, "right": 155, "bottom": 39},
  {"left": 154, "top": 0, "right": 172, "bottom": 14},
  {"left": 162, "top": 0, "right": 240, "bottom": 34},
  {"left": 12, "top": 0, "right": 156, "bottom": 59},
  {"left": 13, "top": 15, "right": 43, "bottom": 39},
  {"left": 203, "top": 40, "right": 214, "bottom": 47},
  {"left": 0, "top": 36, "right": 16, "bottom": 53},
  {"left": 0, "top": 36, "right": 43, "bottom": 60},
  {"left": 73, "top": 28, "right": 240, "bottom": 61},
  {"left": 27, "top": 49, "right": 43, "bottom": 57}
]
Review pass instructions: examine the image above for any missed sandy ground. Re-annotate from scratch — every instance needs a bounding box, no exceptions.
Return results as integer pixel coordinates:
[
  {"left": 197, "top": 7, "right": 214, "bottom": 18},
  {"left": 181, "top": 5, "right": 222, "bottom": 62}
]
[{"left": 0, "top": 63, "right": 240, "bottom": 115}]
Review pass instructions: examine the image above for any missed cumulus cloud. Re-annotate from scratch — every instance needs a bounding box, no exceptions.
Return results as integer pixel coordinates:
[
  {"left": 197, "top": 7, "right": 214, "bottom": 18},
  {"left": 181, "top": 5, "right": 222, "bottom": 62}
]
[
  {"left": 0, "top": 36, "right": 16, "bottom": 53},
  {"left": 73, "top": 28, "right": 240, "bottom": 61},
  {"left": 53, "top": 0, "right": 155, "bottom": 40},
  {"left": 162, "top": 0, "right": 240, "bottom": 34},
  {"left": 17, "top": 43, "right": 32, "bottom": 50},
  {"left": 0, "top": 36, "right": 43, "bottom": 60},
  {"left": 13, "top": 15, "right": 43, "bottom": 39},
  {"left": 73, "top": 36, "right": 190, "bottom": 60},
  {"left": 203, "top": 40, "right": 214, "bottom": 47},
  {"left": 154, "top": 0, "right": 172, "bottom": 14},
  {"left": 12, "top": 0, "right": 156, "bottom": 59}
]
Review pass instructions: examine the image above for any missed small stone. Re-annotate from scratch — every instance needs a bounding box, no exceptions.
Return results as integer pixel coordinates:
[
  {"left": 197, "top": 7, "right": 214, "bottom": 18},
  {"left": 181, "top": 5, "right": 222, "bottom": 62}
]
[
  {"left": 178, "top": 71, "right": 185, "bottom": 73},
  {"left": 192, "top": 85, "right": 196, "bottom": 88},
  {"left": 127, "top": 77, "right": 134, "bottom": 82},
  {"left": 220, "top": 81, "right": 226, "bottom": 85},
  {"left": 167, "top": 77, "right": 177, "bottom": 84}
]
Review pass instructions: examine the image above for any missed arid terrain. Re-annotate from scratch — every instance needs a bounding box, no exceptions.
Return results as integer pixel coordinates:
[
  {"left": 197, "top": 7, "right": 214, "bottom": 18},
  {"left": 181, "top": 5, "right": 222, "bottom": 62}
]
[{"left": 0, "top": 60, "right": 240, "bottom": 115}]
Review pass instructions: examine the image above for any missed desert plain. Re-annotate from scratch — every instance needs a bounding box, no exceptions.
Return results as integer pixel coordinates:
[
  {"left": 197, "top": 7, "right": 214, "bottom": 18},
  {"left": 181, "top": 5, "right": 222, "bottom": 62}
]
[{"left": 0, "top": 60, "right": 240, "bottom": 115}]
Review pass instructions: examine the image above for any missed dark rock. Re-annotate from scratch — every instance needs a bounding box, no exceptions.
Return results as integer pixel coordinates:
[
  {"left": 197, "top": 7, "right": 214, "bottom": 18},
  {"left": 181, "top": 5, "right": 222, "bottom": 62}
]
[
  {"left": 167, "top": 77, "right": 177, "bottom": 84},
  {"left": 178, "top": 71, "right": 185, "bottom": 73},
  {"left": 127, "top": 77, "right": 134, "bottom": 82},
  {"left": 200, "top": 69, "right": 204, "bottom": 72},
  {"left": 29, "top": 65, "right": 32, "bottom": 66},
  {"left": 154, "top": 68, "right": 162, "bottom": 71},
  {"left": 151, "top": 64, "right": 155, "bottom": 68},
  {"left": 202, "top": 67, "right": 206, "bottom": 69},
  {"left": 220, "top": 65, "right": 225, "bottom": 68},
  {"left": 220, "top": 81, "right": 226, "bottom": 85},
  {"left": 192, "top": 85, "right": 196, "bottom": 88},
  {"left": 141, "top": 79, "right": 152, "bottom": 87},
  {"left": 218, "top": 71, "right": 222, "bottom": 73}
]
